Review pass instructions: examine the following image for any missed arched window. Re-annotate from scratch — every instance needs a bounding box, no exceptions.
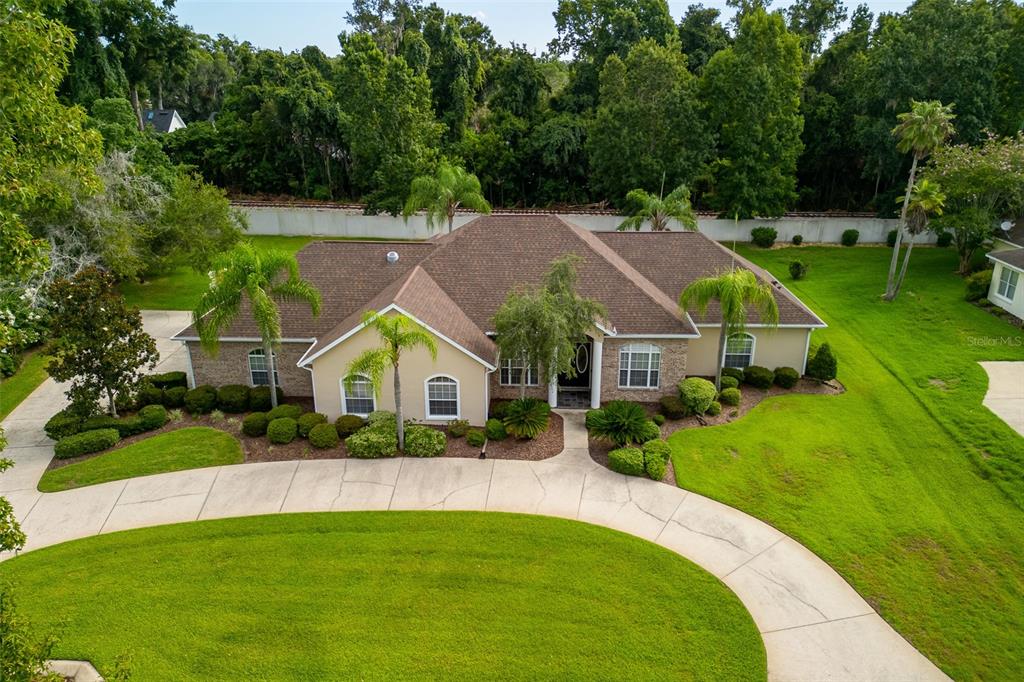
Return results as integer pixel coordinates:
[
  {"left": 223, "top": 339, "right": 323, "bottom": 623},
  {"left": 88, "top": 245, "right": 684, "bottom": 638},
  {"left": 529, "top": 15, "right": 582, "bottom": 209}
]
[
  {"left": 724, "top": 333, "right": 755, "bottom": 369},
  {"left": 341, "top": 375, "right": 376, "bottom": 416},
  {"left": 425, "top": 375, "right": 460, "bottom": 419},
  {"left": 248, "top": 349, "right": 279, "bottom": 386},
  {"left": 618, "top": 343, "right": 661, "bottom": 389}
]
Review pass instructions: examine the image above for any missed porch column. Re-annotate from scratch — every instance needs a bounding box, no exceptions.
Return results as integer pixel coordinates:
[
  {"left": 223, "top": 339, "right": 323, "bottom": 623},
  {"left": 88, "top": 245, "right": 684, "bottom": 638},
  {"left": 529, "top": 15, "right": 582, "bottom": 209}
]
[
  {"left": 548, "top": 373, "right": 557, "bottom": 408},
  {"left": 590, "top": 338, "right": 603, "bottom": 409}
]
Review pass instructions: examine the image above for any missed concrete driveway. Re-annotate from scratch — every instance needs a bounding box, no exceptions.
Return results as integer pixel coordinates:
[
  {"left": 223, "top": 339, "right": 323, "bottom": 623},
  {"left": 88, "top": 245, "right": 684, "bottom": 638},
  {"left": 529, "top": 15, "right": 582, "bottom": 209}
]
[
  {"left": 980, "top": 362, "right": 1024, "bottom": 437},
  {"left": 0, "top": 311, "right": 949, "bottom": 682}
]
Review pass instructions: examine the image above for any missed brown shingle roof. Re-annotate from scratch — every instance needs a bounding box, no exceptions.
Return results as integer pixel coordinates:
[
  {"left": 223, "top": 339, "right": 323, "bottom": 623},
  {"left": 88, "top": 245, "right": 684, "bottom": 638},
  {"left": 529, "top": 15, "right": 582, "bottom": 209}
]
[
  {"left": 995, "top": 219, "right": 1024, "bottom": 248},
  {"left": 988, "top": 247, "right": 1024, "bottom": 271}
]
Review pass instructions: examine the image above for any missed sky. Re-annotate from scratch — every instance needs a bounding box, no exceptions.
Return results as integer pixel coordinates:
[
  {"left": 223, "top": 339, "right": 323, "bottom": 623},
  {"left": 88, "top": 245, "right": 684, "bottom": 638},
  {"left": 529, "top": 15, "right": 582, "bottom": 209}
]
[{"left": 175, "top": 0, "right": 917, "bottom": 56}]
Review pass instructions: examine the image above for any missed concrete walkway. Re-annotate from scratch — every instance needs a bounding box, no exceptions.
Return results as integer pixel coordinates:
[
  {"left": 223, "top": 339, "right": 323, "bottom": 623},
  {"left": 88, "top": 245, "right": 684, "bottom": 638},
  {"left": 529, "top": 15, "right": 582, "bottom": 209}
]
[
  {"left": 0, "top": 312, "right": 948, "bottom": 681},
  {"left": 980, "top": 361, "right": 1024, "bottom": 437}
]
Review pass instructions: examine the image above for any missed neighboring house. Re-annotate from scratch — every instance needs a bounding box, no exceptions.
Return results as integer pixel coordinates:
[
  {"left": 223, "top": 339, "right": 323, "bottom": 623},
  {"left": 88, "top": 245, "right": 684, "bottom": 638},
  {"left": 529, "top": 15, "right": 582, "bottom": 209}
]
[
  {"left": 987, "top": 249, "right": 1024, "bottom": 320},
  {"left": 173, "top": 216, "right": 825, "bottom": 424},
  {"left": 142, "top": 108, "right": 186, "bottom": 133}
]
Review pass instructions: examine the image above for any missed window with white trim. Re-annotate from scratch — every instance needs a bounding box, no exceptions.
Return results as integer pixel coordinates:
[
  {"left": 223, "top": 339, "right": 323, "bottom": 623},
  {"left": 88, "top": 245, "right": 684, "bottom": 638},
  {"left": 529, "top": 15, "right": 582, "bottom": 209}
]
[
  {"left": 425, "top": 376, "right": 459, "bottom": 418},
  {"left": 247, "top": 349, "right": 279, "bottom": 386},
  {"left": 618, "top": 343, "right": 661, "bottom": 388},
  {"left": 342, "top": 375, "right": 376, "bottom": 416},
  {"left": 724, "top": 333, "right": 755, "bottom": 369},
  {"left": 499, "top": 358, "right": 538, "bottom": 386},
  {"left": 997, "top": 267, "right": 1019, "bottom": 301}
]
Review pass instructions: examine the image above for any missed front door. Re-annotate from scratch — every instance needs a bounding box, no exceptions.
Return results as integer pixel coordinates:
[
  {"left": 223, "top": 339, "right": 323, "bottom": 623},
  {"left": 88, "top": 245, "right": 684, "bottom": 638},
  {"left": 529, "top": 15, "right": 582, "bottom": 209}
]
[{"left": 557, "top": 342, "right": 592, "bottom": 408}]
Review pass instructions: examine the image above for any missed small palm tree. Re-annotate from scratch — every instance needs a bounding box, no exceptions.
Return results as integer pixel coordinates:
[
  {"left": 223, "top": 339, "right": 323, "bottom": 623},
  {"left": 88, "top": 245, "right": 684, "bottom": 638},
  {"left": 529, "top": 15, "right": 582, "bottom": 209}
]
[
  {"left": 345, "top": 311, "right": 437, "bottom": 451},
  {"left": 618, "top": 184, "right": 698, "bottom": 232},
  {"left": 891, "top": 179, "right": 946, "bottom": 296},
  {"left": 885, "top": 100, "right": 955, "bottom": 300},
  {"left": 193, "top": 242, "right": 322, "bottom": 409},
  {"left": 402, "top": 162, "right": 492, "bottom": 234},
  {"left": 679, "top": 269, "right": 779, "bottom": 390}
]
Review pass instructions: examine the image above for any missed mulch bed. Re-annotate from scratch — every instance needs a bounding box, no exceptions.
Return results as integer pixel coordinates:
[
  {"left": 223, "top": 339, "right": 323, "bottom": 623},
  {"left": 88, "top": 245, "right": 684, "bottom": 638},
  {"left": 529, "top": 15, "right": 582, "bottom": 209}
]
[
  {"left": 440, "top": 413, "right": 564, "bottom": 461},
  {"left": 588, "top": 378, "right": 844, "bottom": 482}
]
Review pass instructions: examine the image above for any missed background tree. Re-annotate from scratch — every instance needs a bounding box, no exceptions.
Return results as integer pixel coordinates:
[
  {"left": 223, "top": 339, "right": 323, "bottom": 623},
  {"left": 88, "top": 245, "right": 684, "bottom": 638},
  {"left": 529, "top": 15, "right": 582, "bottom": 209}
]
[
  {"left": 193, "top": 243, "right": 322, "bottom": 409},
  {"left": 786, "top": 0, "right": 848, "bottom": 57},
  {"left": 403, "top": 162, "right": 492, "bottom": 233},
  {"left": 679, "top": 268, "right": 779, "bottom": 389},
  {"left": 618, "top": 183, "right": 697, "bottom": 231},
  {"left": 345, "top": 312, "right": 437, "bottom": 452},
  {"left": 677, "top": 4, "right": 731, "bottom": 74},
  {"left": 891, "top": 178, "right": 946, "bottom": 297},
  {"left": 47, "top": 267, "right": 159, "bottom": 416},
  {"left": 884, "top": 100, "right": 955, "bottom": 300},
  {"left": 0, "top": 430, "right": 27, "bottom": 555}
]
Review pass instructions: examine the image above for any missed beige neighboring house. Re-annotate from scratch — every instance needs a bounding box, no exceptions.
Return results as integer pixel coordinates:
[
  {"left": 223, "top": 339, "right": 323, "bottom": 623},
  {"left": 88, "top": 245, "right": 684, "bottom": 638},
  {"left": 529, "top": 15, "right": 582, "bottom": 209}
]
[
  {"left": 988, "top": 221, "right": 1024, "bottom": 319},
  {"left": 173, "top": 215, "right": 825, "bottom": 425}
]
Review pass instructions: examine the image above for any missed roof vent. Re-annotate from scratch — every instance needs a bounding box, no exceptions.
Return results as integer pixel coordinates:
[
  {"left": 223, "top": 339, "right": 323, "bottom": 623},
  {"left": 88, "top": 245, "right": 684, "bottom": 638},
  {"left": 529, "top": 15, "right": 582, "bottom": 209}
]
[{"left": 386, "top": 250, "right": 399, "bottom": 264}]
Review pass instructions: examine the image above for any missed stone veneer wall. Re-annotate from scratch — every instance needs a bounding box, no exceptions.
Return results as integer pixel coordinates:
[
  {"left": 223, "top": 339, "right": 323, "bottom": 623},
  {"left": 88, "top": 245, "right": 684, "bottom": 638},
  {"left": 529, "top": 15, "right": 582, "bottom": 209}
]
[
  {"left": 599, "top": 338, "right": 688, "bottom": 403},
  {"left": 185, "top": 341, "right": 314, "bottom": 397}
]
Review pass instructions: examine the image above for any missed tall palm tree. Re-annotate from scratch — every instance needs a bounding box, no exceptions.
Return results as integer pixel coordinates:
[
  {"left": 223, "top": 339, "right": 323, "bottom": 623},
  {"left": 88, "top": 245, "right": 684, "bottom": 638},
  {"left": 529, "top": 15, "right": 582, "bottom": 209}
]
[
  {"left": 192, "top": 242, "right": 322, "bottom": 409},
  {"left": 885, "top": 100, "right": 955, "bottom": 300},
  {"left": 892, "top": 179, "right": 946, "bottom": 296},
  {"left": 618, "top": 184, "right": 698, "bottom": 232},
  {"left": 402, "top": 162, "right": 492, "bottom": 234},
  {"left": 345, "top": 311, "right": 437, "bottom": 451},
  {"left": 679, "top": 269, "right": 779, "bottom": 390}
]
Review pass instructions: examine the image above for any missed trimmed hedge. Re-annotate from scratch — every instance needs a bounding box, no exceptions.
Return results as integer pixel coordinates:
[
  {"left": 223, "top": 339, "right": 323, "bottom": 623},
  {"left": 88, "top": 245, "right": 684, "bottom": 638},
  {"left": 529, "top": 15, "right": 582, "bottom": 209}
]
[
  {"left": 659, "top": 395, "right": 688, "bottom": 419},
  {"left": 652, "top": 413, "right": 666, "bottom": 426},
  {"left": 139, "top": 404, "right": 168, "bottom": 430},
  {"left": 964, "top": 270, "right": 993, "bottom": 302},
  {"left": 774, "top": 366, "right": 800, "bottom": 389},
  {"left": 405, "top": 425, "right": 446, "bottom": 457},
  {"left": 721, "top": 367, "right": 744, "bottom": 383},
  {"left": 789, "top": 260, "right": 807, "bottom": 280},
  {"left": 136, "top": 383, "right": 164, "bottom": 408},
  {"left": 750, "top": 226, "right": 777, "bottom": 248},
  {"left": 216, "top": 384, "right": 250, "bottom": 413},
  {"left": 248, "top": 385, "right": 285, "bottom": 412},
  {"left": 807, "top": 343, "right": 838, "bottom": 382},
  {"left": 706, "top": 401, "right": 722, "bottom": 417},
  {"left": 841, "top": 229, "right": 859, "bottom": 247},
  {"left": 335, "top": 414, "right": 366, "bottom": 438},
  {"left": 309, "top": 423, "right": 340, "bottom": 449},
  {"left": 447, "top": 419, "right": 470, "bottom": 438},
  {"left": 297, "top": 412, "right": 328, "bottom": 438},
  {"left": 267, "top": 417, "right": 298, "bottom": 444},
  {"left": 792, "top": 234, "right": 803, "bottom": 245},
  {"left": 54, "top": 428, "right": 120, "bottom": 459},
  {"left": 743, "top": 366, "right": 775, "bottom": 389},
  {"left": 114, "top": 416, "right": 147, "bottom": 438},
  {"left": 719, "top": 387, "right": 741, "bottom": 406},
  {"left": 148, "top": 371, "right": 187, "bottom": 389},
  {"left": 82, "top": 415, "right": 120, "bottom": 432},
  {"left": 608, "top": 447, "right": 645, "bottom": 476},
  {"left": 642, "top": 439, "right": 671, "bottom": 464},
  {"left": 267, "top": 404, "right": 303, "bottom": 421},
  {"left": 489, "top": 401, "right": 512, "bottom": 420},
  {"left": 679, "top": 377, "right": 717, "bottom": 414},
  {"left": 719, "top": 375, "right": 739, "bottom": 390},
  {"left": 184, "top": 385, "right": 217, "bottom": 414},
  {"left": 163, "top": 386, "right": 186, "bottom": 408},
  {"left": 466, "top": 429, "right": 486, "bottom": 447},
  {"left": 346, "top": 428, "right": 398, "bottom": 458},
  {"left": 485, "top": 418, "right": 508, "bottom": 441},
  {"left": 45, "top": 411, "right": 82, "bottom": 441},
  {"left": 242, "top": 412, "right": 269, "bottom": 437}
]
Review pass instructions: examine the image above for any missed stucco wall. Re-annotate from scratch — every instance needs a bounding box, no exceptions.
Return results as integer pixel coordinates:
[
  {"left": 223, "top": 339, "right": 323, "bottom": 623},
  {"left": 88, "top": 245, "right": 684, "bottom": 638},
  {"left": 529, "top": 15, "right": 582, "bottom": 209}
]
[
  {"left": 185, "top": 341, "right": 314, "bottom": 396},
  {"left": 989, "top": 261, "right": 1024, "bottom": 319},
  {"left": 308, "top": 321, "right": 489, "bottom": 424},
  {"left": 599, "top": 337, "right": 688, "bottom": 402},
  {"left": 686, "top": 327, "right": 814, "bottom": 376}
]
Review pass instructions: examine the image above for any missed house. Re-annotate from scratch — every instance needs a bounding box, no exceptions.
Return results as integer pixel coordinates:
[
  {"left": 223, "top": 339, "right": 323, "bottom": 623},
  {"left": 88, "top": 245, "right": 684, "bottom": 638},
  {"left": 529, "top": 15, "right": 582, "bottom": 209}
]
[
  {"left": 142, "top": 108, "right": 186, "bottom": 133},
  {"left": 173, "top": 215, "right": 826, "bottom": 424},
  {"left": 987, "top": 220, "right": 1024, "bottom": 319}
]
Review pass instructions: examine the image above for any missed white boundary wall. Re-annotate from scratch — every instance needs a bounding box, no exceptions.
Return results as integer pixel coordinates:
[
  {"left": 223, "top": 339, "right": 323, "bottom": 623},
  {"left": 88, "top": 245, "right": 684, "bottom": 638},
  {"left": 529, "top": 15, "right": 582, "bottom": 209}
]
[{"left": 239, "top": 205, "right": 912, "bottom": 244}]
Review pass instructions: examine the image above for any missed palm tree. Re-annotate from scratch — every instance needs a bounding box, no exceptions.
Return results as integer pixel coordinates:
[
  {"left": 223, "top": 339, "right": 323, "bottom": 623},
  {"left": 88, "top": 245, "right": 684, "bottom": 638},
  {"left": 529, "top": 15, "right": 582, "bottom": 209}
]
[
  {"left": 192, "top": 242, "right": 322, "bottom": 409},
  {"left": 345, "top": 311, "right": 437, "bottom": 451},
  {"left": 892, "top": 179, "right": 946, "bottom": 296},
  {"left": 884, "top": 100, "right": 955, "bottom": 300},
  {"left": 618, "top": 184, "right": 698, "bottom": 232},
  {"left": 679, "top": 269, "right": 779, "bottom": 390},
  {"left": 402, "top": 162, "right": 492, "bottom": 234}
]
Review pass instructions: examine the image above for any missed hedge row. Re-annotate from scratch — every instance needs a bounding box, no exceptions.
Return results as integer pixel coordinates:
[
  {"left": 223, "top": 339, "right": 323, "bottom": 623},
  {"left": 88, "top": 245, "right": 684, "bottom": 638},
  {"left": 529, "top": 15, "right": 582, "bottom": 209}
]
[{"left": 46, "top": 405, "right": 169, "bottom": 453}]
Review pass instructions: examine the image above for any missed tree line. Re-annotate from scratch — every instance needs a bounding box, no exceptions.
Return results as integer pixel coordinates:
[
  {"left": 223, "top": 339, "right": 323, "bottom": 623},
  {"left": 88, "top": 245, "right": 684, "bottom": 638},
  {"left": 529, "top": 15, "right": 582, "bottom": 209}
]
[{"left": 42, "top": 0, "right": 1024, "bottom": 217}]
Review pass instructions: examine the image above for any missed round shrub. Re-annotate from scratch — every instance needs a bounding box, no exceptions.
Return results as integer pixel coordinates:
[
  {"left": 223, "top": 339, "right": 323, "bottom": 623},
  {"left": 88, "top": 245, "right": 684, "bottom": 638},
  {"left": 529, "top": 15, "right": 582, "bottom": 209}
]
[
  {"left": 466, "top": 429, "right": 486, "bottom": 447},
  {"left": 887, "top": 229, "right": 898, "bottom": 248},
  {"left": 774, "top": 366, "right": 800, "bottom": 389},
  {"left": 964, "top": 269, "right": 993, "bottom": 302},
  {"left": 750, "top": 226, "right": 777, "bottom": 248},
  {"left": 447, "top": 419, "right": 470, "bottom": 438},
  {"left": 807, "top": 343, "right": 838, "bottom": 382},
  {"left": 248, "top": 386, "right": 285, "bottom": 412},
  {"left": 485, "top": 418, "right": 508, "bottom": 441},
  {"left": 645, "top": 456, "right": 667, "bottom": 481},
  {"left": 608, "top": 447, "right": 645, "bottom": 476},
  {"left": 45, "top": 411, "right": 82, "bottom": 441},
  {"left": 789, "top": 260, "right": 808, "bottom": 280},
  {"left": 936, "top": 231, "right": 953, "bottom": 248},
  {"left": 242, "top": 412, "right": 269, "bottom": 437},
  {"left": 216, "top": 384, "right": 250, "bottom": 413},
  {"left": 114, "top": 416, "right": 146, "bottom": 437},
  {"left": 706, "top": 401, "right": 722, "bottom": 417},
  {"left": 147, "top": 371, "right": 187, "bottom": 389},
  {"left": 721, "top": 367, "right": 744, "bottom": 383},
  {"left": 139, "top": 404, "right": 168, "bottom": 430},
  {"left": 162, "top": 386, "right": 186, "bottom": 408},
  {"left": 308, "top": 423, "right": 340, "bottom": 449},
  {"left": 652, "top": 413, "right": 666, "bottom": 426},
  {"left": 841, "top": 229, "right": 859, "bottom": 247},
  {"left": 267, "top": 417, "right": 297, "bottom": 444},
  {"left": 719, "top": 375, "right": 739, "bottom": 390},
  {"left": 719, "top": 387, "right": 741, "bottom": 406},
  {"left": 136, "top": 383, "right": 164, "bottom": 408},
  {"left": 743, "top": 366, "right": 775, "bottom": 389},
  {"left": 267, "top": 404, "right": 303, "bottom": 421},
  {"left": 679, "top": 377, "right": 717, "bottom": 414},
  {"left": 345, "top": 428, "right": 398, "bottom": 458},
  {"left": 659, "top": 395, "right": 688, "bottom": 420},
  {"left": 503, "top": 398, "right": 551, "bottom": 439},
  {"left": 54, "top": 428, "right": 119, "bottom": 459},
  {"left": 489, "top": 401, "right": 512, "bottom": 420},
  {"left": 791, "top": 234, "right": 803, "bottom": 246},
  {"left": 82, "top": 414, "right": 120, "bottom": 432},
  {"left": 405, "top": 425, "right": 446, "bottom": 457},
  {"left": 297, "top": 412, "right": 328, "bottom": 438},
  {"left": 642, "top": 439, "right": 671, "bottom": 464},
  {"left": 184, "top": 385, "right": 217, "bottom": 414},
  {"left": 335, "top": 414, "right": 366, "bottom": 438}
]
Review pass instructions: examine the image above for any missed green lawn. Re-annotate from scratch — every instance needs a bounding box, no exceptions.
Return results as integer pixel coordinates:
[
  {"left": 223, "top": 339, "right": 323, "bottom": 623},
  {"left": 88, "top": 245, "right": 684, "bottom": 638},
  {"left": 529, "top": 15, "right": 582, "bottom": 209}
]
[
  {"left": 0, "top": 349, "right": 49, "bottom": 421},
  {"left": 670, "top": 245, "right": 1024, "bottom": 680},
  {"left": 120, "top": 235, "right": 417, "bottom": 310},
  {"left": 0, "top": 512, "right": 766, "bottom": 681},
  {"left": 37, "top": 427, "right": 243, "bottom": 492}
]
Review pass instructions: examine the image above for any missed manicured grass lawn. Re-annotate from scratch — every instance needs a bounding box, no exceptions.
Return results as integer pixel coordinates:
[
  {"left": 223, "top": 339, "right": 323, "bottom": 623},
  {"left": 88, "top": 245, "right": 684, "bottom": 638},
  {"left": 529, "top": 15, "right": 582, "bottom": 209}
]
[
  {"left": 0, "top": 349, "right": 49, "bottom": 421},
  {"left": 0, "top": 512, "right": 766, "bottom": 681},
  {"left": 670, "top": 245, "right": 1024, "bottom": 680},
  {"left": 121, "top": 235, "right": 416, "bottom": 310},
  {"left": 37, "top": 427, "right": 242, "bottom": 492}
]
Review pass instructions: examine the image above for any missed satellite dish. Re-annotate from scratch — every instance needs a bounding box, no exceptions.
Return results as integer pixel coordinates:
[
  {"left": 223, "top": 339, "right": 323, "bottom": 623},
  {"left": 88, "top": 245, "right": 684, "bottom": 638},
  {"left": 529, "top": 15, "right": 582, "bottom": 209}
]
[{"left": 1000, "top": 220, "right": 1013, "bottom": 231}]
